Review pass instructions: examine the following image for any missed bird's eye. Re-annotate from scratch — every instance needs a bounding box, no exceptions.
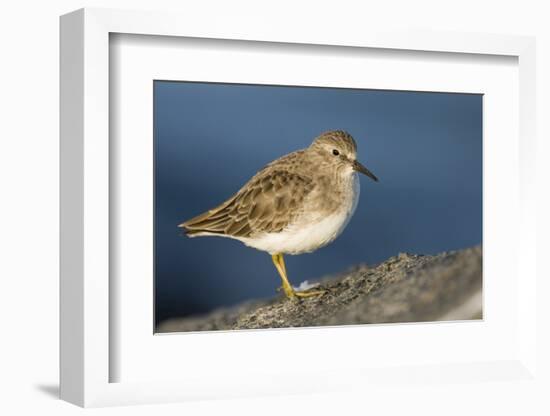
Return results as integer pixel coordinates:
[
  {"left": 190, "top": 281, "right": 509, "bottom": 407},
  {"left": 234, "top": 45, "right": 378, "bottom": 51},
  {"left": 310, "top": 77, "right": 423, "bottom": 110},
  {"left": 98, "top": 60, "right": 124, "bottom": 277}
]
[{"left": 332, "top": 149, "right": 340, "bottom": 156}]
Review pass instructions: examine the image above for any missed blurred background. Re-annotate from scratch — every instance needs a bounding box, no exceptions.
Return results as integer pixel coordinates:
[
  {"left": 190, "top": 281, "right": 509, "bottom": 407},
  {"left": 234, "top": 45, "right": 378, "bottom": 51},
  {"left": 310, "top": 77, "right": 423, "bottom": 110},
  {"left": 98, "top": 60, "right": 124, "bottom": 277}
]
[{"left": 154, "top": 81, "right": 482, "bottom": 327}]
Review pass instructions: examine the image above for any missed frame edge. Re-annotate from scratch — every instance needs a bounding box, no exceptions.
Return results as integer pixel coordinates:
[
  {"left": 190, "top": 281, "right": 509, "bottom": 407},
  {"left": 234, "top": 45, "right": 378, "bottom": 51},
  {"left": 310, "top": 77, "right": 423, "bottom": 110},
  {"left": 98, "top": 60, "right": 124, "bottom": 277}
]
[{"left": 59, "top": 8, "right": 85, "bottom": 407}]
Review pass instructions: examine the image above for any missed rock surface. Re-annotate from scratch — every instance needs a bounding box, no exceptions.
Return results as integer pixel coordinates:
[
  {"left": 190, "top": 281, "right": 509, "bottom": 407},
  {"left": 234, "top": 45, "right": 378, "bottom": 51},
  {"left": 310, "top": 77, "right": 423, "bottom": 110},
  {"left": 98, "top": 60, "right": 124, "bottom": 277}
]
[{"left": 157, "top": 245, "right": 482, "bottom": 333}]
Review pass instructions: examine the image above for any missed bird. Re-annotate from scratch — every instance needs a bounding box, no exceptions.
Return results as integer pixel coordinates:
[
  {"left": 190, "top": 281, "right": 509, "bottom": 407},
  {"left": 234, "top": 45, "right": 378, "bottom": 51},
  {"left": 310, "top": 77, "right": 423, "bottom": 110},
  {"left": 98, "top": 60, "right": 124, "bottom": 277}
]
[{"left": 178, "top": 130, "right": 378, "bottom": 299}]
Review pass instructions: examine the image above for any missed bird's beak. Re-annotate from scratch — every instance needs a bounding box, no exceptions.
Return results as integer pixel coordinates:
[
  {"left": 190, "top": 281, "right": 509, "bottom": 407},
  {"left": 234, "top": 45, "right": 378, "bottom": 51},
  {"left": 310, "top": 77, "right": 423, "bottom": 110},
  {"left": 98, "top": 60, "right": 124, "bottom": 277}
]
[{"left": 352, "top": 160, "right": 378, "bottom": 182}]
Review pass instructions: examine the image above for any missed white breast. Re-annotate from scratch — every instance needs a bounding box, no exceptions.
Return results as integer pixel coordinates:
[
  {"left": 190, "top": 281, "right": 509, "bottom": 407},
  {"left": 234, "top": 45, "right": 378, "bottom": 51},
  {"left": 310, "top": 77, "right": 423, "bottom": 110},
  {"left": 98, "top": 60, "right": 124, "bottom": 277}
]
[{"left": 242, "top": 174, "right": 360, "bottom": 255}]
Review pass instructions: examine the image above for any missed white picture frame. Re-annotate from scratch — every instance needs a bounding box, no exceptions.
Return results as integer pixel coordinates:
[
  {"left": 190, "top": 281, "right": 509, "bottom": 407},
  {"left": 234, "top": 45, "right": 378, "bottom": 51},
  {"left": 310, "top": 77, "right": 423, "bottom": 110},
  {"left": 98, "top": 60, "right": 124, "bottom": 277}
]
[{"left": 60, "top": 7, "right": 537, "bottom": 407}]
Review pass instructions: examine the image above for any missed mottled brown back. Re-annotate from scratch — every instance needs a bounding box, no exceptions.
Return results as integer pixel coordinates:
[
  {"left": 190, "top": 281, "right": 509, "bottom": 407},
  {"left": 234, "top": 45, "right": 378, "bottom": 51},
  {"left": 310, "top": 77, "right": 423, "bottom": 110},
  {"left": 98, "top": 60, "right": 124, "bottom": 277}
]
[{"left": 179, "top": 152, "right": 316, "bottom": 237}]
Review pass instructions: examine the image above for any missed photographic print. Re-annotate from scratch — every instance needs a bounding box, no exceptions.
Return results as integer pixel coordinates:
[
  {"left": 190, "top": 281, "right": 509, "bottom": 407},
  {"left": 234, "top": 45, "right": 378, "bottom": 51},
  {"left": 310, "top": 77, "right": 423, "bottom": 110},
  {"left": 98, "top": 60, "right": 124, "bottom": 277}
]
[{"left": 154, "top": 81, "right": 482, "bottom": 333}]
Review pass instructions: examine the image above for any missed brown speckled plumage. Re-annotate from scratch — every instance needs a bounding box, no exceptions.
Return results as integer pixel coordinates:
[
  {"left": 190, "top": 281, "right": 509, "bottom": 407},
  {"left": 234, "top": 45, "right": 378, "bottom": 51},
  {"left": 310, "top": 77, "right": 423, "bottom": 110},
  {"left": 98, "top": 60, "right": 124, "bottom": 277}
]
[{"left": 182, "top": 165, "right": 316, "bottom": 237}]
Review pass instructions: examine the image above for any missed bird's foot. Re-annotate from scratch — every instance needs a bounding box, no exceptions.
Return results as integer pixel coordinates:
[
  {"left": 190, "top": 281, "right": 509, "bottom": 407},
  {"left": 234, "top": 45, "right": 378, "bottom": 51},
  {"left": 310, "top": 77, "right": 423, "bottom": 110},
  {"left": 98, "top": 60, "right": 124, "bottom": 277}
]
[
  {"left": 277, "top": 285, "right": 298, "bottom": 299},
  {"left": 277, "top": 285, "right": 326, "bottom": 299},
  {"left": 294, "top": 289, "right": 327, "bottom": 298}
]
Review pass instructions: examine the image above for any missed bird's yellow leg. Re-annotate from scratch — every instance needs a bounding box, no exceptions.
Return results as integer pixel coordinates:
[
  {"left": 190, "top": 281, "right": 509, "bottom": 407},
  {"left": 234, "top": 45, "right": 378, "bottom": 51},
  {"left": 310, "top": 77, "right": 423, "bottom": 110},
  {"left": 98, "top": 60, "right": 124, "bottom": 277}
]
[
  {"left": 271, "top": 254, "right": 326, "bottom": 299},
  {"left": 272, "top": 253, "right": 296, "bottom": 299}
]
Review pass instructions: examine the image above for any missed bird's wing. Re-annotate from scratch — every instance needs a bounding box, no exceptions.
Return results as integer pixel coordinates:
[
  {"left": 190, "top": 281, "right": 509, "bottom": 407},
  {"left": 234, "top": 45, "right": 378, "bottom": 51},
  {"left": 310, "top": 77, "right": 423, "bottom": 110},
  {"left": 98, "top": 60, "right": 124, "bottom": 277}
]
[{"left": 179, "top": 170, "right": 316, "bottom": 238}]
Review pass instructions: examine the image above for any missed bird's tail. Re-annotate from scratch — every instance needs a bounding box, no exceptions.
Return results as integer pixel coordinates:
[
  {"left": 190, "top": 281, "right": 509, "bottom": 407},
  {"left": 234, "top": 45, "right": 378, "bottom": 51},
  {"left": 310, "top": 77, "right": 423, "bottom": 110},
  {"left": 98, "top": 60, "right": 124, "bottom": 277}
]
[{"left": 178, "top": 195, "right": 237, "bottom": 237}]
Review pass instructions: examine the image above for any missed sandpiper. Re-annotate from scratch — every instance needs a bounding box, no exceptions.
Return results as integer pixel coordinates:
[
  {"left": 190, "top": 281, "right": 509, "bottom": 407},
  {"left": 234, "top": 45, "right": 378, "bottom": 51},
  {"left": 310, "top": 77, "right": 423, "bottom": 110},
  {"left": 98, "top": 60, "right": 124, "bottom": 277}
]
[{"left": 179, "top": 130, "right": 378, "bottom": 299}]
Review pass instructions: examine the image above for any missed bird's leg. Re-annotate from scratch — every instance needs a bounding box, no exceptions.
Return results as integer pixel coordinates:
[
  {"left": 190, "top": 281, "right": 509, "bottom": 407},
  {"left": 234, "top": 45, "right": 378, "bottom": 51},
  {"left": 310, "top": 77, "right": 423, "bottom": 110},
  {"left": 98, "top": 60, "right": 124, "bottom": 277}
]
[
  {"left": 271, "top": 254, "right": 326, "bottom": 299},
  {"left": 272, "top": 253, "right": 296, "bottom": 299}
]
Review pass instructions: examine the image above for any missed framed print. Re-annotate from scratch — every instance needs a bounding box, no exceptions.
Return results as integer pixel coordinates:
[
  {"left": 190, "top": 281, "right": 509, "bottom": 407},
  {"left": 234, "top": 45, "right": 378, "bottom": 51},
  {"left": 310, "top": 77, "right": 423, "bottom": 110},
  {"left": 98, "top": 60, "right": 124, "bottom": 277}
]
[
  {"left": 60, "top": 8, "right": 538, "bottom": 407},
  {"left": 152, "top": 82, "right": 483, "bottom": 333}
]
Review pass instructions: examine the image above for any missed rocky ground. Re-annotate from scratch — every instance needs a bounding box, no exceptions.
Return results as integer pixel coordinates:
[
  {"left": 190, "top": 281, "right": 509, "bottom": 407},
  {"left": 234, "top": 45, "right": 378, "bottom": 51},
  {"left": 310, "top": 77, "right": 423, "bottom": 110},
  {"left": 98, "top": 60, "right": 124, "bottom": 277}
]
[{"left": 157, "top": 245, "right": 482, "bottom": 332}]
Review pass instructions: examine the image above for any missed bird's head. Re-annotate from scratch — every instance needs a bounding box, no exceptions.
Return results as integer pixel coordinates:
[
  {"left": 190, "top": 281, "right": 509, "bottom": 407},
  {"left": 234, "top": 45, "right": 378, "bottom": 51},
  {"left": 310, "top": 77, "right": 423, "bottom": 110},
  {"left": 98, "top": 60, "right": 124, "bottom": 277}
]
[{"left": 309, "top": 130, "right": 378, "bottom": 182}]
